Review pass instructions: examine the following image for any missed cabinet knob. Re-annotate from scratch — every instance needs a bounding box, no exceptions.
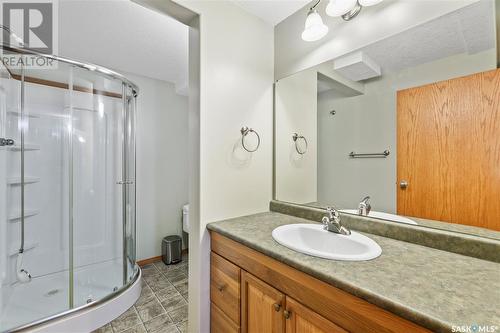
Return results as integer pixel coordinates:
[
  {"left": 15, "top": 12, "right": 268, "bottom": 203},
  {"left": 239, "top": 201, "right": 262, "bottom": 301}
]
[
  {"left": 284, "top": 310, "right": 291, "bottom": 319},
  {"left": 217, "top": 284, "right": 225, "bottom": 292},
  {"left": 273, "top": 303, "right": 281, "bottom": 312},
  {"left": 400, "top": 180, "right": 409, "bottom": 189}
]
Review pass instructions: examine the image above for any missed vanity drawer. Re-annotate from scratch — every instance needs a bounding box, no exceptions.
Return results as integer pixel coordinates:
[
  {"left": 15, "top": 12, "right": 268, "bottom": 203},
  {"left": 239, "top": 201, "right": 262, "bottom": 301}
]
[
  {"left": 211, "top": 251, "right": 241, "bottom": 324},
  {"left": 211, "top": 302, "right": 240, "bottom": 333}
]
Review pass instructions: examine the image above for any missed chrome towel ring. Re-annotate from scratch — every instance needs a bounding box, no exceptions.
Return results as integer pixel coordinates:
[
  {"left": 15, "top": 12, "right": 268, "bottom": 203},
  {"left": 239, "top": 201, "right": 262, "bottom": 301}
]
[
  {"left": 240, "top": 126, "right": 260, "bottom": 153},
  {"left": 292, "top": 133, "right": 308, "bottom": 155}
]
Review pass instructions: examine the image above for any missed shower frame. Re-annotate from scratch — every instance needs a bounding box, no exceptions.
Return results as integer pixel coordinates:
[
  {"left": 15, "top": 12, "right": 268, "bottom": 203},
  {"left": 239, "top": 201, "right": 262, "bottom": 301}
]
[{"left": 0, "top": 43, "right": 140, "bottom": 332}]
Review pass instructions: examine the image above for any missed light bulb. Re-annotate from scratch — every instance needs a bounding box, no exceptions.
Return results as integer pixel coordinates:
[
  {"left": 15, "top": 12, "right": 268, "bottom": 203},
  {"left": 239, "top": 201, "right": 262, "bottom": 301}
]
[
  {"left": 301, "top": 8, "right": 329, "bottom": 42},
  {"left": 359, "top": 0, "right": 383, "bottom": 6},
  {"left": 326, "top": 0, "right": 358, "bottom": 17}
]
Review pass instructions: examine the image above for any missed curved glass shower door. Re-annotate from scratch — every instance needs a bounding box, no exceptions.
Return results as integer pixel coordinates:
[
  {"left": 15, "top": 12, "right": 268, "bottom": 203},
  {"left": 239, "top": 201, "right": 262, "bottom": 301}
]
[
  {"left": 0, "top": 49, "right": 138, "bottom": 332},
  {"left": 70, "top": 66, "right": 132, "bottom": 308}
]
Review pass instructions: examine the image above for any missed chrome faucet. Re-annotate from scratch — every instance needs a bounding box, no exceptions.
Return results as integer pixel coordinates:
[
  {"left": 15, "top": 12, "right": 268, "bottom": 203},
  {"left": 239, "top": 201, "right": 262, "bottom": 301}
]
[
  {"left": 322, "top": 207, "right": 351, "bottom": 235},
  {"left": 358, "top": 196, "right": 371, "bottom": 216}
]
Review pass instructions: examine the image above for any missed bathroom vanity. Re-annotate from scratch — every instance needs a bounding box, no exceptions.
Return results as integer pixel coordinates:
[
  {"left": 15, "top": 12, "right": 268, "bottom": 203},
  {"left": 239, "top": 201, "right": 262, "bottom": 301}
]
[
  {"left": 209, "top": 233, "right": 427, "bottom": 333},
  {"left": 207, "top": 209, "right": 500, "bottom": 333}
]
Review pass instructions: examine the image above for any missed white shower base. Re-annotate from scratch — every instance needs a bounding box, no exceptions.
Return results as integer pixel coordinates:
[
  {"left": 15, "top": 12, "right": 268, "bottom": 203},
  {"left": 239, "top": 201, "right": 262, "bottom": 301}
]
[{"left": 0, "top": 259, "right": 140, "bottom": 332}]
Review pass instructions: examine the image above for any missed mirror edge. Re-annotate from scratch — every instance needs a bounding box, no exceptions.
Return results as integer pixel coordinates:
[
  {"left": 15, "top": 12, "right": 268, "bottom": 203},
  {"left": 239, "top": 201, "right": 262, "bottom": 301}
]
[{"left": 497, "top": 0, "right": 500, "bottom": 68}]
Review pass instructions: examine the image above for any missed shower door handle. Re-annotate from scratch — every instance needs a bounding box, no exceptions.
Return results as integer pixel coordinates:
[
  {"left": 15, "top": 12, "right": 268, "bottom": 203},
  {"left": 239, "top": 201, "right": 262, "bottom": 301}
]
[
  {"left": 116, "top": 180, "right": 134, "bottom": 185},
  {"left": 0, "top": 138, "right": 14, "bottom": 146}
]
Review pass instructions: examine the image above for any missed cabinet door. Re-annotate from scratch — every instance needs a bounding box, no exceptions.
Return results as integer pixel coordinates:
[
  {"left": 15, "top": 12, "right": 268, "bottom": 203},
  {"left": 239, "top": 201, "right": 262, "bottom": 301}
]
[
  {"left": 241, "top": 271, "right": 285, "bottom": 333},
  {"left": 285, "top": 297, "right": 348, "bottom": 333}
]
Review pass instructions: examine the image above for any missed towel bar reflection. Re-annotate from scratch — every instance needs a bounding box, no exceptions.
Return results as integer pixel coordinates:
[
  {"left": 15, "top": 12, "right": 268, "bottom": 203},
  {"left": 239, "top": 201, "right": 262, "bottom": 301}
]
[
  {"left": 349, "top": 150, "right": 390, "bottom": 158},
  {"left": 241, "top": 126, "right": 260, "bottom": 153}
]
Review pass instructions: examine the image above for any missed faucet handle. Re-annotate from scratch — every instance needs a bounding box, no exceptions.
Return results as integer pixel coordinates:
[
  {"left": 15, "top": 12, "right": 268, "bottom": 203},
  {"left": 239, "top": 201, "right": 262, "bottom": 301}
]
[
  {"left": 325, "top": 207, "right": 340, "bottom": 220},
  {"left": 323, "top": 207, "right": 350, "bottom": 235},
  {"left": 358, "top": 196, "right": 372, "bottom": 216}
]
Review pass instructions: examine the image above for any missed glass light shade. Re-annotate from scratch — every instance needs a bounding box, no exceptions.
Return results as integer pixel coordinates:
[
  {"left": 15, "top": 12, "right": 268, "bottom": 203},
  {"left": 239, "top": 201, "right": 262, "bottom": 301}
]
[
  {"left": 301, "top": 9, "right": 329, "bottom": 42},
  {"left": 359, "top": 0, "right": 383, "bottom": 6},
  {"left": 326, "top": 0, "right": 358, "bottom": 17}
]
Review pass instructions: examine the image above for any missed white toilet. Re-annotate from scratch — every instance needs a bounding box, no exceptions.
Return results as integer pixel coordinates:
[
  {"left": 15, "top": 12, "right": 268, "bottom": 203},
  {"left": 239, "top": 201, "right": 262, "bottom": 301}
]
[{"left": 182, "top": 204, "right": 190, "bottom": 234}]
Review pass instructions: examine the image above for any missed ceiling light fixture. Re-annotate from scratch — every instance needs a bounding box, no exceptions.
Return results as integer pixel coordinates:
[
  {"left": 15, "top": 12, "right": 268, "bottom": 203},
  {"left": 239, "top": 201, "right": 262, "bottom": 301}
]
[
  {"left": 301, "top": 0, "right": 384, "bottom": 42},
  {"left": 301, "top": 1, "right": 329, "bottom": 42},
  {"left": 326, "top": 0, "right": 358, "bottom": 17}
]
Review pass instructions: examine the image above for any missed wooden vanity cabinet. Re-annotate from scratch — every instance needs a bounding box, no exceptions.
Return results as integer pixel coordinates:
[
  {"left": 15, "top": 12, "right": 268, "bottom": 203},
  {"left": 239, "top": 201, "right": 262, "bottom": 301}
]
[
  {"left": 212, "top": 256, "right": 345, "bottom": 333},
  {"left": 210, "top": 231, "right": 430, "bottom": 333}
]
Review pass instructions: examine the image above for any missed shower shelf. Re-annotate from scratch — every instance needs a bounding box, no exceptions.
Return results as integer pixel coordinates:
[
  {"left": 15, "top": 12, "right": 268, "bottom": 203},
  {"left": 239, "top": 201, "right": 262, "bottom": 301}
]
[
  {"left": 8, "top": 242, "right": 38, "bottom": 256},
  {"left": 8, "top": 144, "right": 41, "bottom": 151},
  {"left": 7, "top": 176, "right": 41, "bottom": 185},
  {"left": 7, "top": 111, "right": 40, "bottom": 119},
  {"left": 8, "top": 209, "right": 40, "bottom": 221}
]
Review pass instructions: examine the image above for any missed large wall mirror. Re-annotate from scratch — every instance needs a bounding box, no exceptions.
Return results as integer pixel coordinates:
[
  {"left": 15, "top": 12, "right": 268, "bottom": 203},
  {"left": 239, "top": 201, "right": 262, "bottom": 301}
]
[{"left": 274, "top": 0, "right": 500, "bottom": 239}]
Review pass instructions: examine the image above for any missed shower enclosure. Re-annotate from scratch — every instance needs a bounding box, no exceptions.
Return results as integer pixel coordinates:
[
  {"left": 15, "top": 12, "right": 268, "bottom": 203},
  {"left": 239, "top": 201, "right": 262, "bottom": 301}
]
[{"left": 0, "top": 45, "right": 139, "bottom": 332}]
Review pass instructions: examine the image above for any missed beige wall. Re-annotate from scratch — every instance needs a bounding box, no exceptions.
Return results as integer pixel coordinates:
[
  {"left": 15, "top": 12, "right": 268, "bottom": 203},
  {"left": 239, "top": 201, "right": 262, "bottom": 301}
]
[
  {"left": 275, "top": 69, "right": 317, "bottom": 204},
  {"left": 175, "top": 1, "right": 274, "bottom": 332},
  {"left": 274, "top": 61, "right": 362, "bottom": 206},
  {"left": 132, "top": 73, "right": 189, "bottom": 260}
]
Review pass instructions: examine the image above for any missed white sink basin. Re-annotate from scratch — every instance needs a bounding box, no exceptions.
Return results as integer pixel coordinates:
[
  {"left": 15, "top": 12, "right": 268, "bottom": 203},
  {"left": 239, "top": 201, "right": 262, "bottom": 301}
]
[
  {"left": 340, "top": 210, "right": 418, "bottom": 225},
  {"left": 271, "top": 224, "right": 382, "bottom": 261}
]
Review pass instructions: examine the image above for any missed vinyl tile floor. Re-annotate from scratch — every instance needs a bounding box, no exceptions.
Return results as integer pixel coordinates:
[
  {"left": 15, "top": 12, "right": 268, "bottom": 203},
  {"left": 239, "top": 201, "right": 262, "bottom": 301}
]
[{"left": 94, "top": 255, "right": 188, "bottom": 333}]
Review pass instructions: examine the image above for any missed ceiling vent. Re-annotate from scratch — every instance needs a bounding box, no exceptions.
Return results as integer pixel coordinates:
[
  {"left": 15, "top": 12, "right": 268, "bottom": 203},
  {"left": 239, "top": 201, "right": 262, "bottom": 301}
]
[{"left": 333, "top": 51, "right": 381, "bottom": 81}]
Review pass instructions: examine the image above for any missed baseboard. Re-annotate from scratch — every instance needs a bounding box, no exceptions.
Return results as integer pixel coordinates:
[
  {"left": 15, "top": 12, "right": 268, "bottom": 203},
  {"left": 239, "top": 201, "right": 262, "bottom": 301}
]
[
  {"left": 137, "top": 256, "right": 162, "bottom": 267},
  {"left": 137, "top": 249, "right": 188, "bottom": 267}
]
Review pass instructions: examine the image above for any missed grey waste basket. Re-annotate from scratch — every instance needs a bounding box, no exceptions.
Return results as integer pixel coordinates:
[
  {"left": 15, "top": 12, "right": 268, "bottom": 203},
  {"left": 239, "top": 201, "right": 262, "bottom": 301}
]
[{"left": 162, "top": 235, "right": 182, "bottom": 265}]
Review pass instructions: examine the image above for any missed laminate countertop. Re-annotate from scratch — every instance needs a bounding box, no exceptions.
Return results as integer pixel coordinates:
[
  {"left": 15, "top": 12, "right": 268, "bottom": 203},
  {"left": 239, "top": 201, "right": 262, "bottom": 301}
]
[{"left": 207, "top": 212, "right": 500, "bottom": 333}]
